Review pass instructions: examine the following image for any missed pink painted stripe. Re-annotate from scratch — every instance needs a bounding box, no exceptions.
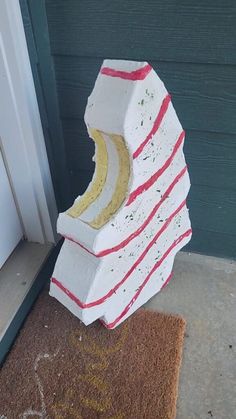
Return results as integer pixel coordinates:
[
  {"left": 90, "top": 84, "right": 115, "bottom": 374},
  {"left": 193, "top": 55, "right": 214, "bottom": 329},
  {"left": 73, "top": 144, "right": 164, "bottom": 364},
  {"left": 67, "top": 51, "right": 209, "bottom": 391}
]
[
  {"left": 133, "top": 94, "right": 171, "bottom": 159},
  {"left": 63, "top": 165, "right": 187, "bottom": 258},
  {"left": 126, "top": 130, "right": 185, "bottom": 206},
  {"left": 100, "top": 64, "right": 152, "bottom": 80},
  {"left": 51, "top": 277, "right": 86, "bottom": 308},
  {"left": 63, "top": 236, "right": 96, "bottom": 257},
  {"left": 102, "top": 228, "right": 192, "bottom": 329},
  {"left": 100, "top": 272, "right": 173, "bottom": 329},
  {"left": 98, "top": 165, "right": 188, "bottom": 257},
  {"left": 51, "top": 199, "right": 187, "bottom": 310}
]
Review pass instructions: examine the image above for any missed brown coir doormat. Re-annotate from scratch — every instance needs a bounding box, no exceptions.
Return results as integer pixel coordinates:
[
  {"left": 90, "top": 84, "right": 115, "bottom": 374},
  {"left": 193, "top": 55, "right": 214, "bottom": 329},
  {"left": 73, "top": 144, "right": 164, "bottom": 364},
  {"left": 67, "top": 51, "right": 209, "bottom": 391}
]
[{"left": 0, "top": 290, "right": 186, "bottom": 419}]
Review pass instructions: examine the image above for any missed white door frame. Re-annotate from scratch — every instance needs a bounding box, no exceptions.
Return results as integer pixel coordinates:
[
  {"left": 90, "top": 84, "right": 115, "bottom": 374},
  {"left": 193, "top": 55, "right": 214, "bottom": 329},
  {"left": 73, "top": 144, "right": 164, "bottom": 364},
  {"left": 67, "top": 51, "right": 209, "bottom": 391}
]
[{"left": 0, "top": 0, "right": 58, "bottom": 244}]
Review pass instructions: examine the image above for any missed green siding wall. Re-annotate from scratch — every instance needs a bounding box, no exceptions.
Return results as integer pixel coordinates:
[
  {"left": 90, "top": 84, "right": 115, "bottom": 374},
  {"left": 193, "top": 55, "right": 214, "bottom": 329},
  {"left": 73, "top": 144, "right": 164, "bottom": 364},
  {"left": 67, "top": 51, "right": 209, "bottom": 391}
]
[{"left": 22, "top": 0, "right": 236, "bottom": 259}]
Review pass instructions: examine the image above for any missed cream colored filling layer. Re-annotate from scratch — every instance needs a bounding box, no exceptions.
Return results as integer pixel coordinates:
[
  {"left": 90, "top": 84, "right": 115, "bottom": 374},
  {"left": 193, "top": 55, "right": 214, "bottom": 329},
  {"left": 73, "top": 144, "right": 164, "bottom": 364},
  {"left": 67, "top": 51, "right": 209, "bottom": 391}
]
[
  {"left": 67, "top": 129, "right": 108, "bottom": 218},
  {"left": 67, "top": 129, "right": 130, "bottom": 230},
  {"left": 79, "top": 133, "right": 119, "bottom": 223},
  {"left": 89, "top": 134, "right": 130, "bottom": 229}
]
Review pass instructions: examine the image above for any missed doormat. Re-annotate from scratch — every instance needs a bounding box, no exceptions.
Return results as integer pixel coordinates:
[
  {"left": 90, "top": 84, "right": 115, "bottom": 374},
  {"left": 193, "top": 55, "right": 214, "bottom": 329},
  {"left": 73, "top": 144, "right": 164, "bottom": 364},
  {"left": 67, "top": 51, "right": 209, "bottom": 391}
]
[{"left": 0, "top": 290, "right": 186, "bottom": 419}]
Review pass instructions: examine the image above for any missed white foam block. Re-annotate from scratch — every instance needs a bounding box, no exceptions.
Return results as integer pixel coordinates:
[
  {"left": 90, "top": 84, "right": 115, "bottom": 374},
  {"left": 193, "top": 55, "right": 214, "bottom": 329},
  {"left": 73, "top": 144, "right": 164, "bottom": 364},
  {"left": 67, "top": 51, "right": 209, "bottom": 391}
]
[{"left": 50, "top": 59, "right": 192, "bottom": 328}]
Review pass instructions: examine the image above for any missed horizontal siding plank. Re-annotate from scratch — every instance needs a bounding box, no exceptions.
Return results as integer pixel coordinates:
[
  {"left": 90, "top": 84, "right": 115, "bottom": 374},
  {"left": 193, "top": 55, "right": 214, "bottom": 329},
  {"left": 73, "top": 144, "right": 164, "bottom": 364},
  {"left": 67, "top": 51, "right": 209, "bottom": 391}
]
[
  {"left": 185, "top": 130, "right": 236, "bottom": 190},
  {"left": 188, "top": 185, "right": 236, "bottom": 236},
  {"left": 185, "top": 228, "right": 236, "bottom": 259},
  {"left": 45, "top": 0, "right": 236, "bottom": 64},
  {"left": 54, "top": 56, "right": 236, "bottom": 134}
]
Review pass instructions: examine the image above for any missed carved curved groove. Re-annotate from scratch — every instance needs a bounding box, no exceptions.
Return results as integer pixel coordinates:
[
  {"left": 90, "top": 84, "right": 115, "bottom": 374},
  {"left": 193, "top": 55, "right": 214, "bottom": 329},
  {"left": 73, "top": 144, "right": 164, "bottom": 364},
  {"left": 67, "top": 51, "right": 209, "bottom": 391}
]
[
  {"left": 90, "top": 133, "right": 130, "bottom": 229},
  {"left": 67, "top": 130, "right": 130, "bottom": 230}
]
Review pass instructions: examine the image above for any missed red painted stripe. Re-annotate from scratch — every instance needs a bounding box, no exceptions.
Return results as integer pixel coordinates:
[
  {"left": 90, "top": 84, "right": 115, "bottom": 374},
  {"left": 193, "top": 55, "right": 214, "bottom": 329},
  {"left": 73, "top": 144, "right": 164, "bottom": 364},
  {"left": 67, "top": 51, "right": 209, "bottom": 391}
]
[
  {"left": 63, "top": 165, "right": 187, "bottom": 257},
  {"left": 100, "top": 274, "right": 174, "bottom": 330},
  {"left": 98, "top": 165, "right": 188, "bottom": 257},
  {"left": 100, "top": 64, "right": 152, "bottom": 80},
  {"left": 51, "top": 277, "right": 86, "bottom": 309},
  {"left": 100, "top": 272, "right": 173, "bottom": 329},
  {"left": 133, "top": 94, "right": 171, "bottom": 159},
  {"left": 51, "top": 199, "right": 188, "bottom": 310},
  {"left": 126, "top": 130, "right": 185, "bottom": 206},
  {"left": 102, "top": 229, "right": 192, "bottom": 329},
  {"left": 63, "top": 236, "right": 96, "bottom": 257}
]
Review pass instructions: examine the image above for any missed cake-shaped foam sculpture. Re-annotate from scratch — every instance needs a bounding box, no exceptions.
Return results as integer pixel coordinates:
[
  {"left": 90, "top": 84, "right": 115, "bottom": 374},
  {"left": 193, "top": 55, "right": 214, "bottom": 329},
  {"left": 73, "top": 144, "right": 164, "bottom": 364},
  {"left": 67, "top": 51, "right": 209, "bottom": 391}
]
[{"left": 50, "top": 59, "right": 192, "bottom": 329}]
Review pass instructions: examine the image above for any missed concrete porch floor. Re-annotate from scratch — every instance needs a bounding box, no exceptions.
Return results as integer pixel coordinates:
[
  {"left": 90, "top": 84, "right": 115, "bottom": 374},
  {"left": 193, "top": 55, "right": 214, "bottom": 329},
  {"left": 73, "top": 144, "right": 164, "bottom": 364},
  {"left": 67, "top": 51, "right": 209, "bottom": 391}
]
[{"left": 145, "top": 251, "right": 236, "bottom": 419}]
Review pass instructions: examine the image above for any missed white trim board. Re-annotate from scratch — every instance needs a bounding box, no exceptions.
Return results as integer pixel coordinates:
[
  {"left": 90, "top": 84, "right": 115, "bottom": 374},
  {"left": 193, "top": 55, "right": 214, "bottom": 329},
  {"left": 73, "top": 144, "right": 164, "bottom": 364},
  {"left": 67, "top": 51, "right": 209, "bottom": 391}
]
[
  {"left": 0, "top": 0, "right": 58, "bottom": 244},
  {"left": 0, "top": 241, "right": 52, "bottom": 343}
]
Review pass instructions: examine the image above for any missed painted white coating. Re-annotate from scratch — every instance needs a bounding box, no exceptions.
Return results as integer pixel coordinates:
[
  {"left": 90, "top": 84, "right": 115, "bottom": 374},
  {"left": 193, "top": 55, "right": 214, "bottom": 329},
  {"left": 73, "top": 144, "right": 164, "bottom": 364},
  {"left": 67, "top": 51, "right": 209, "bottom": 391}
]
[{"left": 50, "top": 59, "right": 192, "bottom": 328}]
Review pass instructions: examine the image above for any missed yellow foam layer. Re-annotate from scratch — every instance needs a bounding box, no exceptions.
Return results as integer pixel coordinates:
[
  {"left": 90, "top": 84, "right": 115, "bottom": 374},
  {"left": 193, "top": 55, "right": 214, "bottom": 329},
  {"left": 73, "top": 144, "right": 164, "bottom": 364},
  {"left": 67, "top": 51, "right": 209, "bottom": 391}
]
[
  {"left": 67, "top": 129, "right": 108, "bottom": 218},
  {"left": 89, "top": 134, "right": 130, "bottom": 229}
]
